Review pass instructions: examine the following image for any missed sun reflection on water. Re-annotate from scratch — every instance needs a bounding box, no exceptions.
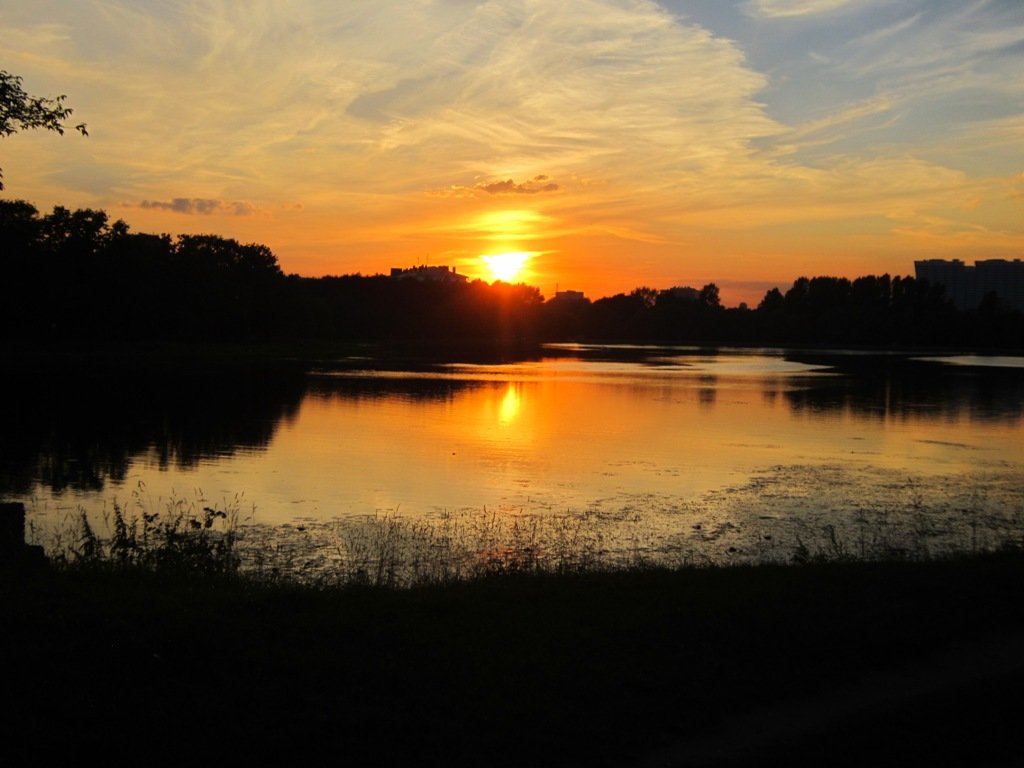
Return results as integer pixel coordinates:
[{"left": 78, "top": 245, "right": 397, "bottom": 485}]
[{"left": 498, "top": 383, "right": 522, "bottom": 425}]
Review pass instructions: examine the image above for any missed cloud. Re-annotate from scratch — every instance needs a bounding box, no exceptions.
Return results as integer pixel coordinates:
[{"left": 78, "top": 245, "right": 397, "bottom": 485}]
[
  {"left": 6, "top": 0, "right": 1020, "bottom": 284},
  {"left": 747, "top": 0, "right": 858, "bottom": 18},
  {"left": 136, "top": 198, "right": 255, "bottom": 216},
  {"left": 432, "top": 176, "right": 560, "bottom": 198},
  {"left": 3, "top": 0, "right": 781, "bottom": 224},
  {"left": 818, "top": 2, "right": 1024, "bottom": 91},
  {"left": 481, "top": 177, "right": 560, "bottom": 195},
  {"left": 777, "top": 95, "right": 897, "bottom": 151},
  {"left": 851, "top": 12, "right": 923, "bottom": 46},
  {"left": 744, "top": 1, "right": 1024, "bottom": 188}
]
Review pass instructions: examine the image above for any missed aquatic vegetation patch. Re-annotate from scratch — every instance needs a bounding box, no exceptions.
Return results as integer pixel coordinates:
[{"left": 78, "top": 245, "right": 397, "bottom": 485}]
[
  {"left": 30, "top": 487, "right": 243, "bottom": 577},
  {"left": 240, "top": 463, "right": 1024, "bottom": 585},
  {"left": 682, "top": 464, "right": 1024, "bottom": 563},
  {"left": 24, "top": 462, "right": 1024, "bottom": 586},
  {"left": 233, "top": 506, "right": 627, "bottom": 587}
]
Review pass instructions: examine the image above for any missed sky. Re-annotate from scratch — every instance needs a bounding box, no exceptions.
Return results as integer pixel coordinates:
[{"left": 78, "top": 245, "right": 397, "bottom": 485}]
[{"left": 2, "top": 0, "right": 1022, "bottom": 305}]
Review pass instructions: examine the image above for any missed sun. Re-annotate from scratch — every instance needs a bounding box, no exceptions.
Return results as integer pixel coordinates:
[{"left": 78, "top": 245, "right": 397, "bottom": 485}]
[
  {"left": 481, "top": 252, "right": 529, "bottom": 282},
  {"left": 482, "top": 251, "right": 531, "bottom": 283}
]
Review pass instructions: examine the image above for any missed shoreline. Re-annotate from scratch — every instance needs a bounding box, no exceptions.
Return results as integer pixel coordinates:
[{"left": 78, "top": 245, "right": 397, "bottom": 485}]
[{"left": 2, "top": 338, "right": 1023, "bottom": 373}]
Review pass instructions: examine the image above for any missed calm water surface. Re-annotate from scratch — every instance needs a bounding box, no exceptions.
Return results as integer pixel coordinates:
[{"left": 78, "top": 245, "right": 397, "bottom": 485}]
[{"left": 8, "top": 346, "right": 1024, "bottom": 564}]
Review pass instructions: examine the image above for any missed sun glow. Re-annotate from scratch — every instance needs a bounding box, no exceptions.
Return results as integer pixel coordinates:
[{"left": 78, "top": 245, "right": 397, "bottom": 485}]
[
  {"left": 482, "top": 251, "right": 531, "bottom": 283},
  {"left": 473, "top": 210, "right": 546, "bottom": 239}
]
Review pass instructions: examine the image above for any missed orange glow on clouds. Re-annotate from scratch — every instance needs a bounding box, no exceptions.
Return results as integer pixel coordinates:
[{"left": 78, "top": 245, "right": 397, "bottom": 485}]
[
  {"left": 3, "top": 2, "right": 1023, "bottom": 307},
  {"left": 470, "top": 210, "right": 549, "bottom": 241}
]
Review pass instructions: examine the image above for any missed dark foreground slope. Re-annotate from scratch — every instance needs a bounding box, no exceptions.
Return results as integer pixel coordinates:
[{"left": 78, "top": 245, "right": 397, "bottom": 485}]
[{"left": 3, "top": 555, "right": 1023, "bottom": 767}]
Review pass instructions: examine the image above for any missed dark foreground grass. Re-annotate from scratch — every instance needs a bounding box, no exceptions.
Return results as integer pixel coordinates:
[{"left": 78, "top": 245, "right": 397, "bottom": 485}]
[{"left": 3, "top": 553, "right": 1023, "bottom": 767}]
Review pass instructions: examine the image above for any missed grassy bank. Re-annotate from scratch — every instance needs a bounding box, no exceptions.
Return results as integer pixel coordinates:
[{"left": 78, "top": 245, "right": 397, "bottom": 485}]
[{"left": 3, "top": 551, "right": 1022, "bottom": 766}]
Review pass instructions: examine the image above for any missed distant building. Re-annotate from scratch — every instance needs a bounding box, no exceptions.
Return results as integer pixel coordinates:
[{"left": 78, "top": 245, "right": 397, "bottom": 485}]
[
  {"left": 389, "top": 265, "right": 468, "bottom": 284},
  {"left": 914, "top": 259, "right": 1024, "bottom": 311},
  {"left": 550, "top": 289, "right": 588, "bottom": 303}
]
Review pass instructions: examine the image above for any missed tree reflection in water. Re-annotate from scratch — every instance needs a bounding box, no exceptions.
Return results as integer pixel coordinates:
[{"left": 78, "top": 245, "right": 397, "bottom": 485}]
[{"left": 0, "top": 363, "right": 307, "bottom": 495}]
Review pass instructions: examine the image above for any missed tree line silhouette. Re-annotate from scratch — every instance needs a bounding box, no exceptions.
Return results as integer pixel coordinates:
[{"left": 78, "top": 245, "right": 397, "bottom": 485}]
[{"left": 2, "top": 200, "right": 1021, "bottom": 348}]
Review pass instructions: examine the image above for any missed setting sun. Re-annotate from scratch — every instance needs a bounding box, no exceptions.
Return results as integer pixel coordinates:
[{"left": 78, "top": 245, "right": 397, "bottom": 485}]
[{"left": 482, "top": 251, "right": 531, "bottom": 283}]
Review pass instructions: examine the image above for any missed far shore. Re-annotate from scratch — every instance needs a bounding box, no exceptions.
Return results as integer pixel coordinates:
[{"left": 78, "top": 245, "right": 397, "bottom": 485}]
[{"left": 3, "top": 337, "right": 1022, "bottom": 369}]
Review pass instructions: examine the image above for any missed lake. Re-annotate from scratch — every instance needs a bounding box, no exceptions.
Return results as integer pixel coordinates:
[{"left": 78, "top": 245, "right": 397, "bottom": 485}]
[{"left": 6, "top": 345, "right": 1023, "bottom": 577}]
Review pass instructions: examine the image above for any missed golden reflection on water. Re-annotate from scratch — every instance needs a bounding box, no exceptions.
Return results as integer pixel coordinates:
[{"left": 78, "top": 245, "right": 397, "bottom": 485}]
[
  {"left": 21, "top": 352, "right": 1024, "bottom": 533},
  {"left": 497, "top": 383, "right": 522, "bottom": 426},
  {"left": 210, "top": 360, "right": 1020, "bottom": 526}
]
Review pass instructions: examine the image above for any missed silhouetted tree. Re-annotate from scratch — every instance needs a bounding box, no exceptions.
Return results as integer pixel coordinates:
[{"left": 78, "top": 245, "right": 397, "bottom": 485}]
[
  {"left": 631, "top": 286, "right": 658, "bottom": 309},
  {"left": 0, "top": 70, "right": 87, "bottom": 189},
  {"left": 591, "top": 291, "right": 653, "bottom": 338},
  {"left": 39, "top": 206, "right": 114, "bottom": 259},
  {"left": 2, "top": 198, "right": 1020, "bottom": 348},
  {"left": 784, "top": 277, "right": 810, "bottom": 313},
  {"left": 757, "top": 287, "right": 785, "bottom": 312},
  {"left": 0, "top": 199, "right": 41, "bottom": 267},
  {"left": 699, "top": 283, "right": 722, "bottom": 309},
  {"left": 851, "top": 274, "right": 892, "bottom": 308},
  {"left": 540, "top": 291, "right": 591, "bottom": 341}
]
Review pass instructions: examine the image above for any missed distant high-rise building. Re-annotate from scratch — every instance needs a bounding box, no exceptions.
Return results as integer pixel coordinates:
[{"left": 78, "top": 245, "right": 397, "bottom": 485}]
[{"left": 914, "top": 259, "right": 1024, "bottom": 311}]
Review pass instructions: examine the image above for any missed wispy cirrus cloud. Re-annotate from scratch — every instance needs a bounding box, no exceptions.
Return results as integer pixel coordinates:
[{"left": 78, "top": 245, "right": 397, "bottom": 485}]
[
  {"left": 832, "top": 2, "right": 1024, "bottom": 84},
  {"left": 746, "top": 0, "right": 859, "bottom": 18},
  {"left": 2, "top": 1, "right": 780, "bottom": 221},
  {"left": 2, "top": 0, "right": 1022, "bottom": 299},
  {"left": 778, "top": 95, "right": 898, "bottom": 150}
]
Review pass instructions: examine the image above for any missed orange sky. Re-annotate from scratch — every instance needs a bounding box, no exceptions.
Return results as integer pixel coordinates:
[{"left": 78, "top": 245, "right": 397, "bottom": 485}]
[{"left": 2, "top": 1, "right": 1022, "bottom": 306}]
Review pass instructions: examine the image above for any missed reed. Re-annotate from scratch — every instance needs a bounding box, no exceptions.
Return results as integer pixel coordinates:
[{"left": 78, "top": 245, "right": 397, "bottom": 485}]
[{"left": 26, "top": 488, "right": 1024, "bottom": 587}]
